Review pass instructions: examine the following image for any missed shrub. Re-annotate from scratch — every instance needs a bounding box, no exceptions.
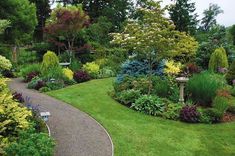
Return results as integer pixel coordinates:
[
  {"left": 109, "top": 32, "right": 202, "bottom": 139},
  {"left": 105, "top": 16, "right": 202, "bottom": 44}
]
[
  {"left": 208, "top": 47, "right": 228, "bottom": 72},
  {"left": 42, "top": 66, "right": 64, "bottom": 80},
  {"left": 186, "top": 72, "right": 225, "bottom": 106},
  {"left": 131, "top": 95, "right": 165, "bottom": 116},
  {"left": 119, "top": 60, "right": 149, "bottom": 77},
  {"left": 12, "top": 92, "right": 24, "bottom": 103},
  {"left": 162, "top": 103, "right": 183, "bottom": 120},
  {"left": 39, "top": 87, "right": 51, "bottom": 93},
  {"left": 98, "top": 67, "right": 115, "bottom": 78},
  {"left": 1, "top": 69, "right": 15, "bottom": 78},
  {"left": 0, "top": 55, "right": 12, "bottom": 70},
  {"left": 199, "top": 108, "right": 222, "bottom": 123},
  {"left": 62, "top": 68, "right": 74, "bottom": 80},
  {"left": 184, "top": 63, "right": 200, "bottom": 76},
  {"left": 69, "top": 59, "right": 82, "bottom": 71},
  {"left": 226, "top": 60, "right": 235, "bottom": 85},
  {"left": 117, "top": 89, "right": 141, "bottom": 106},
  {"left": 73, "top": 70, "right": 91, "bottom": 83},
  {"left": 164, "top": 60, "right": 181, "bottom": 76},
  {"left": 27, "top": 77, "right": 45, "bottom": 90},
  {"left": 5, "top": 128, "right": 55, "bottom": 156},
  {"left": 152, "top": 76, "right": 170, "bottom": 98},
  {"left": 212, "top": 96, "right": 229, "bottom": 114},
  {"left": 227, "top": 105, "right": 235, "bottom": 114},
  {"left": 46, "top": 80, "right": 64, "bottom": 90},
  {"left": 20, "top": 64, "right": 41, "bottom": 82},
  {"left": 180, "top": 105, "right": 200, "bottom": 123},
  {"left": 41, "top": 51, "right": 59, "bottom": 74},
  {"left": 63, "top": 77, "right": 76, "bottom": 85},
  {"left": 82, "top": 62, "right": 100, "bottom": 78},
  {"left": 131, "top": 76, "right": 150, "bottom": 94},
  {"left": 216, "top": 88, "right": 232, "bottom": 98}
]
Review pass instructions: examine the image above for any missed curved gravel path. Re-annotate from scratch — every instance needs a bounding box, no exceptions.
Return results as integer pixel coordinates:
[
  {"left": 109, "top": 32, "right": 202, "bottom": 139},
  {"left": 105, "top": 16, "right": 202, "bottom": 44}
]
[{"left": 9, "top": 78, "right": 113, "bottom": 156}]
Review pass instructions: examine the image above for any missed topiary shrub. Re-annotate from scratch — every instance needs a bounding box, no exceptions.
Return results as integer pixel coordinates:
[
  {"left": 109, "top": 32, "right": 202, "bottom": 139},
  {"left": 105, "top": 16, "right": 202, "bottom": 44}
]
[
  {"left": 208, "top": 47, "right": 228, "bottom": 72},
  {"left": 73, "top": 70, "right": 91, "bottom": 83},
  {"left": 226, "top": 60, "right": 235, "bottom": 85},
  {"left": 41, "top": 51, "right": 59, "bottom": 74},
  {"left": 180, "top": 105, "right": 200, "bottom": 123},
  {"left": 186, "top": 72, "right": 225, "bottom": 106},
  {"left": 131, "top": 95, "right": 165, "bottom": 116}
]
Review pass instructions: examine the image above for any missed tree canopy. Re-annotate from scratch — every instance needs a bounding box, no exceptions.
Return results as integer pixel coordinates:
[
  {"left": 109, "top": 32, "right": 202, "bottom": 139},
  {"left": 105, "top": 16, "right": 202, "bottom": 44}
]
[{"left": 0, "top": 0, "right": 37, "bottom": 44}]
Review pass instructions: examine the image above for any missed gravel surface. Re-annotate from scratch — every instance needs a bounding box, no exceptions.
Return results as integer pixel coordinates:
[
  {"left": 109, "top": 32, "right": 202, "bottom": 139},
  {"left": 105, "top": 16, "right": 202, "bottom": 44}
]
[{"left": 9, "top": 78, "right": 113, "bottom": 156}]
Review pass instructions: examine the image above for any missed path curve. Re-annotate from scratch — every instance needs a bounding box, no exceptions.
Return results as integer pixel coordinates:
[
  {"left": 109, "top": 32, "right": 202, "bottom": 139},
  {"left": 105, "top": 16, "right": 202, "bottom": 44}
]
[{"left": 9, "top": 78, "right": 113, "bottom": 156}]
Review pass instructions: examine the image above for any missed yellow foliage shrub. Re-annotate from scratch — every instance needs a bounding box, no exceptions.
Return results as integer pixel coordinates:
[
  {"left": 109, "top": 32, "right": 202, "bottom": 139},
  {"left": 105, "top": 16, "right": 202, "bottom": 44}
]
[
  {"left": 62, "top": 68, "right": 74, "bottom": 80},
  {"left": 164, "top": 60, "right": 182, "bottom": 75},
  {"left": 82, "top": 62, "right": 100, "bottom": 76}
]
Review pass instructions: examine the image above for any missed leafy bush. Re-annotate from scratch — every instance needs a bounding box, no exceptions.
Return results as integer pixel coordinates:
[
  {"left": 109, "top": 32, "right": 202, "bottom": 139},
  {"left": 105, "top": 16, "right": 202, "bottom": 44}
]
[
  {"left": 117, "top": 89, "right": 141, "bottom": 105},
  {"left": 0, "top": 55, "right": 12, "bottom": 70},
  {"left": 180, "top": 105, "right": 200, "bottom": 123},
  {"left": 164, "top": 60, "right": 182, "bottom": 76},
  {"left": 73, "top": 70, "right": 91, "bottom": 83},
  {"left": 63, "top": 77, "right": 76, "bottom": 85},
  {"left": 98, "top": 67, "right": 115, "bottom": 78},
  {"left": 42, "top": 66, "right": 64, "bottom": 81},
  {"left": 208, "top": 47, "right": 228, "bottom": 72},
  {"left": 20, "top": 64, "right": 41, "bottom": 82},
  {"left": 184, "top": 63, "right": 200, "bottom": 76},
  {"left": 82, "top": 62, "right": 100, "bottom": 78},
  {"left": 39, "top": 87, "right": 51, "bottom": 93},
  {"left": 212, "top": 96, "right": 229, "bottom": 114},
  {"left": 186, "top": 72, "right": 225, "bottom": 106},
  {"left": 162, "top": 103, "right": 183, "bottom": 120},
  {"left": 226, "top": 60, "right": 235, "bottom": 85},
  {"left": 62, "top": 68, "right": 74, "bottom": 80},
  {"left": 152, "top": 76, "right": 170, "bottom": 98},
  {"left": 17, "top": 49, "right": 38, "bottom": 65},
  {"left": 41, "top": 51, "right": 59, "bottom": 74},
  {"left": 27, "top": 77, "right": 45, "bottom": 90},
  {"left": 69, "top": 59, "right": 82, "bottom": 72},
  {"left": 131, "top": 95, "right": 165, "bottom": 116},
  {"left": 227, "top": 105, "right": 235, "bottom": 114},
  {"left": 5, "top": 128, "right": 55, "bottom": 156},
  {"left": 12, "top": 92, "right": 24, "bottom": 103},
  {"left": 46, "top": 80, "right": 64, "bottom": 90},
  {"left": 199, "top": 108, "right": 222, "bottom": 123}
]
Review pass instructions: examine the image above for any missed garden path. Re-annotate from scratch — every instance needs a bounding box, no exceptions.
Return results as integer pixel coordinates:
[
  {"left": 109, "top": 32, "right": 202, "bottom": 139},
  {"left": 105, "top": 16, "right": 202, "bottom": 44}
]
[{"left": 9, "top": 78, "right": 113, "bottom": 156}]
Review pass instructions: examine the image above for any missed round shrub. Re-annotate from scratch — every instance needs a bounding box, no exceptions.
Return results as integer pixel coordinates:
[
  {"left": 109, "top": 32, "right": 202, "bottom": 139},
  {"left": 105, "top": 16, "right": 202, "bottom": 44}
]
[
  {"left": 208, "top": 47, "right": 228, "bottom": 72},
  {"left": 0, "top": 55, "right": 12, "bottom": 70},
  {"left": 62, "top": 68, "right": 73, "bottom": 80},
  {"left": 41, "top": 51, "right": 59, "bottom": 74},
  {"left": 82, "top": 62, "right": 100, "bottom": 78},
  {"left": 117, "top": 89, "right": 141, "bottom": 106},
  {"left": 73, "top": 70, "right": 91, "bottom": 83},
  {"left": 226, "top": 60, "right": 235, "bottom": 85},
  {"left": 131, "top": 95, "right": 165, "bottom": 116},
  {"left": 186, "top": 72, "right": 225, "bottom": 106},
  {"left": 180, "top": 105, "right": 200, "bottom": 123}
]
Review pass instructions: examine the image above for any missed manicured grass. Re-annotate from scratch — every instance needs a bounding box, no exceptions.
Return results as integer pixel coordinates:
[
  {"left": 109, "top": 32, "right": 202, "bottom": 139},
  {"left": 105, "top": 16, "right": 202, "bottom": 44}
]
[{"left": 48, "top": 78, "right": 235, "bottom": 156}]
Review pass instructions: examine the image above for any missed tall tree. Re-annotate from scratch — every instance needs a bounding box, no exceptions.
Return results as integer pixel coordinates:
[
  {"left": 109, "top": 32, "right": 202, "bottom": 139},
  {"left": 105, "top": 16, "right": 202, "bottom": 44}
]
[
  {"left": 0, "top": 0, "right": 37, "bottom": 45},
  {"left": 29, "top": 0, "right": 51, "bottom": 41},
  {"left": 55, "top": 0, "right": 134, "bottom": 31},
  {"left": 200, "top": 3, "right": 223, "bottom": 31},
  {"left": 0, "top": 20, "right": 10, "bottom": 34},
  {"left": 169, "top": 0, "right": 198, "bottom": 35},
  {"left": 44, "top": 5, "right": 90, "bottom": 55},
  {"left": 229, "top": 25, "right": 235, "bottom": 45}
]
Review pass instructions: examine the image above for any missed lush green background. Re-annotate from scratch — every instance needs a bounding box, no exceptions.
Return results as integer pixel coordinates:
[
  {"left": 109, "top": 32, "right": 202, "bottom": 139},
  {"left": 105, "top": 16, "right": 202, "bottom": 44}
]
[{"left": 48, "top": 78, "right": 235, "bottom": 156}]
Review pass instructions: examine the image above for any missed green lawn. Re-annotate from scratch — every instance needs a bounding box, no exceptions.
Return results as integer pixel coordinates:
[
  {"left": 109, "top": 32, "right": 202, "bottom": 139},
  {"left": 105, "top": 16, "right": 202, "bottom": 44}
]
[{"left": 48, "top": 78, "right": 235, "bottom": 156}]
